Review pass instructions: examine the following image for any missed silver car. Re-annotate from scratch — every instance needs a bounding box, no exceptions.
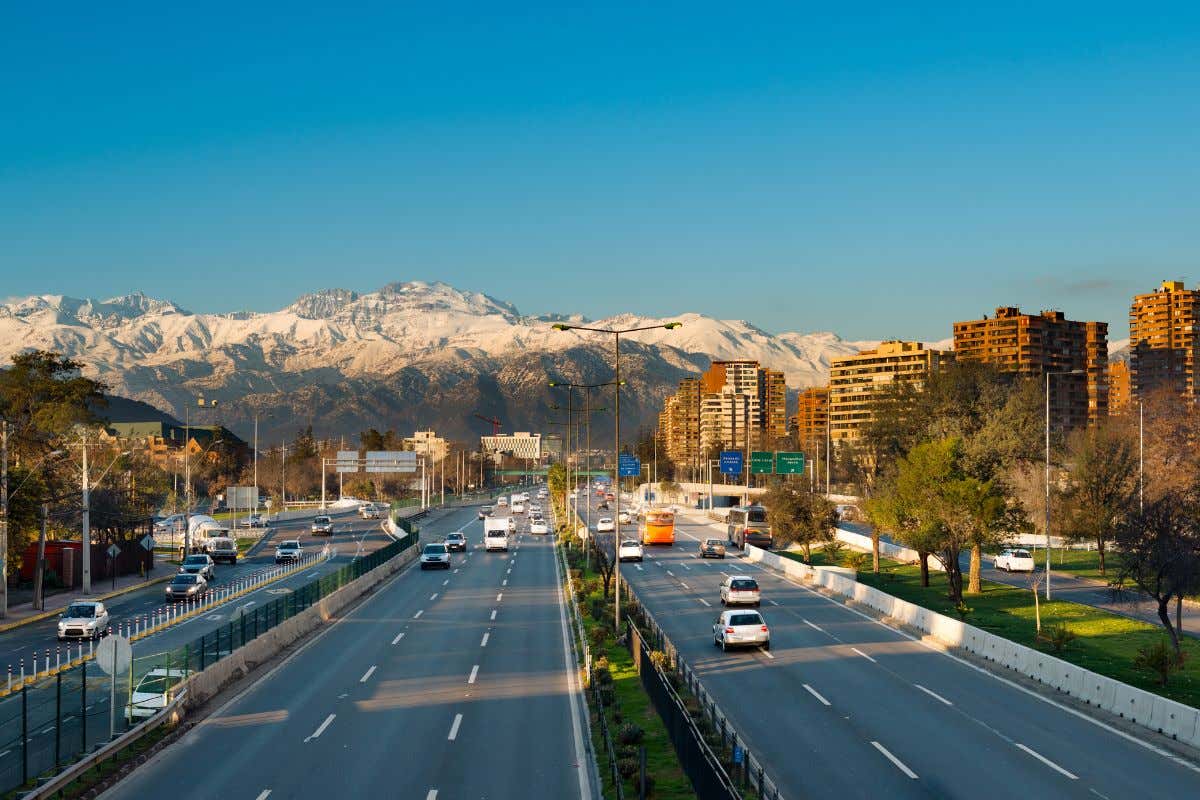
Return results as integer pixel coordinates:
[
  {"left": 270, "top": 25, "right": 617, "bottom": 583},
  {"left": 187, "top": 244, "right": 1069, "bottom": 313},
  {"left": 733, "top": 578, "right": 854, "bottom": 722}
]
[
  {"left": 713, "top": 609, "right": 771, "bottom": 652},
  {"left": 57, "top": 601, "right": 109, "bottom": 641},
  {"left": 420, "top": 542, "right": 451, "bottom": 570}
]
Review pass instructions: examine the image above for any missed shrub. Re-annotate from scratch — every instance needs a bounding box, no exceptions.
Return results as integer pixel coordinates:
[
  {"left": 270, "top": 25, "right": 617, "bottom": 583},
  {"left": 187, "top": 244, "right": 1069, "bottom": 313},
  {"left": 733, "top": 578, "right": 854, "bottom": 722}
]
[
  {"left": 593, "top": 666, "right": 613, "bottom": 687},
  {"left": 843, "top": 552, "right": 868, "bottom": 572},
  {"left": 1134, "top": 638, "right": 1185, "bottom": 686},
  {"left": 953, "top": 601, "right": 972, "bottom": 621},
  {"left": 648, "top": 650, "right": 669, "bottom": 671},
  {"left": 599, "top": 686, "right": 616, "bottom": 706},
  {"left": 823, "top": 540, "right": 846, "bottom": 562},
  {"left": 618, "top": 744, "right": 637, "bottom": 760},
  {"left": 617, "top": 723, "right": 644, "bottom": 746},
  {"left": 1040, "top": 623, "right": 1077, "bottom": 654},
  {"left": 616, "top": 757, "right": 639, "bottom": 779},
  {"left": 589, "top": 625, "right": 611, "bottom": 649}
]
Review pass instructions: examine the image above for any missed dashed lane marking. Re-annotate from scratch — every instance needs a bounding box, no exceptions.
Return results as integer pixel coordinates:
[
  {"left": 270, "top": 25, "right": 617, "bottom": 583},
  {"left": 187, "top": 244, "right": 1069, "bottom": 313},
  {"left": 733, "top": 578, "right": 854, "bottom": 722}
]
[{"left": 360, "top": 666, "right": 377, "bottom": 683}]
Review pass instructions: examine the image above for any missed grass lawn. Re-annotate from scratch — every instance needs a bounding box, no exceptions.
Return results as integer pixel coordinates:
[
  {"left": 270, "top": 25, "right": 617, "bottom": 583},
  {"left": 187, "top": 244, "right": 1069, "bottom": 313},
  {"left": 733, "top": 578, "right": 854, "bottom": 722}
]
[
  {"left": 566, "top": 547, "right": 693, "bottom": 799},
  {"left": 816, "top": 556, "right": 1200, "bottom": 708}
]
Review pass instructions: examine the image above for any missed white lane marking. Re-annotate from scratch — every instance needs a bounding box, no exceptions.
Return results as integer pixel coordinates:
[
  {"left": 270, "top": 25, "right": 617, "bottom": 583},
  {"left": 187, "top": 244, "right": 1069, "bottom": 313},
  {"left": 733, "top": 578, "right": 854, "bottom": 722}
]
[
  {"left": 426, "top": 790, "right": 438, "bottom": 800},
  {"left": 666, "top": 570, "right": 675, "bottom": 577},
  {"left": 490, "top": 609, "right": 497, "bottom": 620},
  {"left": 304, "top": 713, "right": 336, "bottom": 743},
  {"left": 915, "top": 684, "right": 953, "bottom": 706},
  {"left": 360, "top": 666, "right": 377, "bottom": 683},
  {"left": 453, "top": 568, "right": 459, "bottom": 574},
  {"left": 307, "top": 571, "right": 318, "bottom": 577},
  {"left": 698, "top": 598, "right": 711, "bottom": 607},
  {"left": 768, "top": 600, "right": 780, "bottom": 606},
  {"left": 391, "top": 632, "right": 405, "bottom": 645},
  {"left": 871, "top": 741, "right": 918, "bottom": 779},
  {"left": 480, "top": 632, "right": 490, "bottom": 647},
  {"left": 255, "top": 791, "right": 272, "bottom": 800},
  {"left": 447, "top": 713, "right": 463, "bottom": 741},
  {"left": 468, "top": 665, "right": 479, "bottom": 684},
  {"left": 761, "top": 649, "right": 775, "bottom": 660},
  {"left": 430, "top": 593, "right": 439, "bottom": 600},
  {"left": 413, "top": 610, "right": 424, "bottom": 619},
  {"left": 681, "top": 563, "right": 691, "bottom": 570},
  {"left": 496, "top": 593, "right": 503, "bottom": 602},
  {"left": 241, "top": 601, "right": 257, "bottom": 609},
  {"left": 803, "top": 684, "right": 831, "bottom": 706},
  {"left": 635, "top": 564, "right": 644, "bottom": 571},
  {"left": 442, "top": 579, "right": 449, "bottom": 586},
  {"left": 506, "top": 567, "right": 512, "bottom": 574},
  {"left": 502, "top": 579, "right": 508, "bottom": 586},
  {"left": 803, "top": 619, "right": 824, "bottom": 633},
  {"left": 851, "top": 647, "right": 877, "bottom": 663},
  {"left": 1015, "top": 743, "right": 1079, "bottom": 780}
]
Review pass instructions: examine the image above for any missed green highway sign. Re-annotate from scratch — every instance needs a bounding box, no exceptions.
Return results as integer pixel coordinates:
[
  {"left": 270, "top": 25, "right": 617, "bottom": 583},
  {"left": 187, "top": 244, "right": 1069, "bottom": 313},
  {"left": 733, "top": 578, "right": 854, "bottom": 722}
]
[
  {"left": 750, "top": 451, "right": 774, "bottom": 474},
  {"left": 775, "top": 451, "right": 806, "bottom": 474}
]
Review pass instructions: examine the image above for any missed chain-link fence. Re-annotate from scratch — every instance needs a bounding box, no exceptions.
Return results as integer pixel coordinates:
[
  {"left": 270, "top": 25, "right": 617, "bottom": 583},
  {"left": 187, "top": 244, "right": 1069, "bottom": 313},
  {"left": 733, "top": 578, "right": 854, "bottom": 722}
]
[{"left": 0, "top": 529, "right": 418, "bottom": 796}]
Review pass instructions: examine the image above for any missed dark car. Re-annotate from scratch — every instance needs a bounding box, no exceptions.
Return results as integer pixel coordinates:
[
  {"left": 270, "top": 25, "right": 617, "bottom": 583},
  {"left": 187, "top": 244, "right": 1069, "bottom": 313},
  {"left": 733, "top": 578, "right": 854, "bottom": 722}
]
[
  {"left": 597, "top": 501, "right": 610, "bottom": 511},
  {"left": 179, "top": 554, "right": 216, "bottom": 580},
  {"left": 445, "top": 532, "right": 467, "bottom": 552},
  {"left": 165, "top": 573, "right": 207, "bottom": 602}
]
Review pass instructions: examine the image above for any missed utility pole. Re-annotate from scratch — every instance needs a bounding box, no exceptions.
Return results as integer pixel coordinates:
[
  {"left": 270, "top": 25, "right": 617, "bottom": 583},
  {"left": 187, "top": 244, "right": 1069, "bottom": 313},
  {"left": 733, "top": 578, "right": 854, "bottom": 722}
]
[
  {"left": 253, "top": 414, "right": 259, "bottom": 517},
  {"left": 33, "top": 504, "right": 48, "bottom": 610},
  {"left": 0, "top": 419, "right": 8, "bottom": 618},
  {"left": 1139, "top": 400, "right": 1144, "bottom": 513}
]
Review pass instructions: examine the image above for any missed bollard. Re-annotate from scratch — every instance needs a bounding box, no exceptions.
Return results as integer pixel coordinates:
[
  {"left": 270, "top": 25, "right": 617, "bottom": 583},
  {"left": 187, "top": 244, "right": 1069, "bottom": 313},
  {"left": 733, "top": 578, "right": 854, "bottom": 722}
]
[
  {"left": 89, "top": 638, "right": 94, "bottom": 658},
  {"left": 45, "top": 649, "right": 50, "bottom": 677},
  {"left": 32, "top": 653, "right": 38, "bottom": 679},
  {"left": 56, "top": 647, "right": 61, "bottom": 672},
  {"left": 20, "top": 658, "right": 25, "bottom": 685},
  {"left": 6, "top": 665, "right": 11, "bottom": 693}
]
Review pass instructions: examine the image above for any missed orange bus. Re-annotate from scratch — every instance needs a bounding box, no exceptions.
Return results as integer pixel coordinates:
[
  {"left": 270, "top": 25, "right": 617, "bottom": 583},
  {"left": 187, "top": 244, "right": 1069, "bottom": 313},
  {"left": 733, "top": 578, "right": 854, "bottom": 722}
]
[{"left": 640, "top": 509, "right": 676, "bottom": 545}]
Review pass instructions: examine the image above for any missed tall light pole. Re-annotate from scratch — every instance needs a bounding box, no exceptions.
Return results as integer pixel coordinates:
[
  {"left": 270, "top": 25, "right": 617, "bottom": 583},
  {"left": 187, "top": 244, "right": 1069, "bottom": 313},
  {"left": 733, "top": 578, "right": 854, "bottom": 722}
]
[
  {"left": 1139, "top": 400, "right": 1144, "bottom": 513},
  {"left": 1044, "top": 369, "right": 1085, "bottom": 600},
  {"left": 182, "top": 398, "right": 218, "bottom": 557},
  {"left": 553, "top": 321, "right": 681, "bottom": 630},
  {"left": 551, "top": 380, "right": 620, "bottom": 528}
]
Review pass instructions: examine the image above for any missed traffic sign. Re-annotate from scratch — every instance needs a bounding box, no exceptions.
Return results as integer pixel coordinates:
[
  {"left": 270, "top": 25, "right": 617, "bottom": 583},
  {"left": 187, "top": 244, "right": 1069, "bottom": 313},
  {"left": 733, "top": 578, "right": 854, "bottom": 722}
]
[
  {"left": 750, "top": 451, "right": 774, "bottom": 475},
  {"left": 95, "top": 635, "right": 132, "bottom": 675},
  {"left": 107, "top": 544, "right": 121, "bottom": 559},
  {"left": 719, "top": 451, "right": 743, "bottom": 475},
  {"left": 776, "top": 451, "right": 806, "bottom": 474},
  {"left": 618, "top": 454, "right": 641, "bottom": 477},
  {"left": 140, "top": 534, "right": 155, "bottom": 551}
]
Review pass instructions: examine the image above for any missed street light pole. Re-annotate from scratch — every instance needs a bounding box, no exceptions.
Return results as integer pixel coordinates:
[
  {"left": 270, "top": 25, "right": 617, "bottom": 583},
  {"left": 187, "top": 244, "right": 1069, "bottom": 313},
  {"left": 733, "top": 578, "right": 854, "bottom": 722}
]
[
  {"left": 81, "top": 441, "right": 91, "bottom": 593},
  {"left": 1139, "top": 400, "right": 1144, "bottom": 513},
  {"left": 0, "top": 419, "right": 8, "bottom": 618}
]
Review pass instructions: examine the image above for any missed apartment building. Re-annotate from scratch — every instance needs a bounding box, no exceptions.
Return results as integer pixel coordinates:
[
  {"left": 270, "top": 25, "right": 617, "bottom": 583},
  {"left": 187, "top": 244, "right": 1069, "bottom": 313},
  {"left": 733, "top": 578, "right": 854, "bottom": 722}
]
[
  {"left": 829, "top": 341, "right": 951, "bottom": 443},
  {"left": 790, "top": 386, "right": 829, "bottom": 457},
  {"left": 405, "top": 429, "right": 448, "bottom": 462},
  {"left": 953, "top": 306, "right": 1108, "bottom": 428},
  {"left": 659, "top": 378, "right": 702, "bottom": 469},
  {"left": 1109, "top": 360, "right": 1130, "bottom": 415},
  {"left": 1129, "top": 280, "right": 1200, "bottom": 400}
]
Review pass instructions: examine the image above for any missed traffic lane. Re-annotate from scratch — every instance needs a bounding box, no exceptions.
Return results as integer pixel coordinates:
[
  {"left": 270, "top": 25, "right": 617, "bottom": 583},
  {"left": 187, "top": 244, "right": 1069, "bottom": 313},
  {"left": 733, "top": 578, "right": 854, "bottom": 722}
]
[
  {"left": 661, "top": 518, "right": 1200, "bottom": 797},
  {"left": 100, "top": 505, "right": 484, "bottom": 800},
  {"left": 634, "top": 546, "right": 1093, "bottom": 800},
  {"left": 627, "top": 545, "right": 931, "bottom": 799},
  {"left": 455, "top": 533, "right": 587, "bottom": 800}
]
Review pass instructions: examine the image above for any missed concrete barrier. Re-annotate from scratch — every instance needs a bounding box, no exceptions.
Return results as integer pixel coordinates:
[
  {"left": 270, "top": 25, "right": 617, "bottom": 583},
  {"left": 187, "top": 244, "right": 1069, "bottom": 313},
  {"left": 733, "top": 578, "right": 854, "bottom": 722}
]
[{"left": 744, "top": 542, "right": 1200, "bottom": 751}]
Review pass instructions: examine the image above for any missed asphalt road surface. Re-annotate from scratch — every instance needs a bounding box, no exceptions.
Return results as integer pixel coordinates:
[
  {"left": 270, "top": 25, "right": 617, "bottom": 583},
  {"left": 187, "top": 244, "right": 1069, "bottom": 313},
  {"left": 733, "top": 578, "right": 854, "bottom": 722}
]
[
  {"left": 100, "top": 500, "right": 595, "bottom": 800},
  {"left": 586, "top": 492, "right": 1200, "bottom": 800}
]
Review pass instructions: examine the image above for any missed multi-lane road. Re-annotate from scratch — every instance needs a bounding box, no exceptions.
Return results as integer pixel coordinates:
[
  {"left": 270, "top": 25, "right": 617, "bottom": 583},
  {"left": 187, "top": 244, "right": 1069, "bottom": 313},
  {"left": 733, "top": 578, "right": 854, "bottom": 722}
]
[
  {"left": 101, "top": 500, "right": 596, "bottom": 800},
  {"left": 587, "top": 492, "right": 1200, "bottom": 799},
  {"left": 0, "top": 508, "right": 397, "bottom": 791}
]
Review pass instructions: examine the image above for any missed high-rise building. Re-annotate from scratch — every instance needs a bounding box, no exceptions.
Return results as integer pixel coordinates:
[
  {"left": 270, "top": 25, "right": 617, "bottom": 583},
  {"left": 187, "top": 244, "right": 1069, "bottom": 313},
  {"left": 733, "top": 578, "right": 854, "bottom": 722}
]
[
  {"left": 953, "top": 306, "right": 1108, "bottom": 428},
  {"left": 829, "top": 341, "right": 952, "bottom": 443},
  {"left": 759, "top": 368, "right": 789, "bottom": 447},
  {"left": 790, "top": 387, "right": 829, "bottom": 458},
  {"left": 659, "top": 378, "right": 702, "bottom": 475},
  {"left": 1129, "top": 280, "right": 1200, "bottom": 401},
  {"left": 1109, "top": 360, "right": 1130, "bottom": 416}
]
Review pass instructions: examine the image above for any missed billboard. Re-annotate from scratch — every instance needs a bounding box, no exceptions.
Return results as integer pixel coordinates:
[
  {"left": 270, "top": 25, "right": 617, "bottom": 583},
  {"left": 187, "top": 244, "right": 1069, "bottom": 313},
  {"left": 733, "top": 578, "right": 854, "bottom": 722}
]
[
  {"left": 335, "top": 450, "right": 360, "bottom": 473},
  {"left": 366, "top": 451, "right": 418, "bottom": 473},
  {"left": 226, "top": 486, "right": 258, "bottom": 508}
]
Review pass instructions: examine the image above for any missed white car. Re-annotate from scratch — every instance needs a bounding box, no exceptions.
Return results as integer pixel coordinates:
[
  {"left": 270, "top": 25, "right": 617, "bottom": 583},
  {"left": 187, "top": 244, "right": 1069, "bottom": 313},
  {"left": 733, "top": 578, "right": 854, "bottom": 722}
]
[
  {"left": 275, "top": 540, "right": 303, "bottom": 564},
  {"left": 596, "top": 517, "right": 615, "bottom": 533},
  {"left": 511, "top": 501, "right": 527, "bottom": 514},
  {"left": 496, "top": 497, "right": 509, "bottom": 508},
  {"left": 994, "top": 548, "right": 1036, "bottom": 572},
  {"left": 57, "top": 601, "right": 109, "bottom": 641},
  {"left": 358, "top": 504, "right": 380, "bottom": 520},
  {"left": 720, "top": 576, "right": 761, "bottom": 607},
  {"left": 240, "top": 514, "right": 268, "bottom": 528},
  {"left": 530, "top": 518, "right": 550, "bottom": 535},
  {"left": 420, "top": 542, "right": 451, "bottom": 570},
  {"left": 618, "top": 540, "right": 644, "bottom": 562},
  {"left": 153, "top": 514, "right": 186, "bottom": 535},
  {"left": 507, "top": 516, "right": 517, "bottom": 532},
  {"left": 713, "top": 609, "right": 770, "bottom": 652},
  {"left": 618, "top": 511, "right": 632, "bottom": 524},
  {"left": 127, "top": 668, "right": 191, "bottom": 720}
]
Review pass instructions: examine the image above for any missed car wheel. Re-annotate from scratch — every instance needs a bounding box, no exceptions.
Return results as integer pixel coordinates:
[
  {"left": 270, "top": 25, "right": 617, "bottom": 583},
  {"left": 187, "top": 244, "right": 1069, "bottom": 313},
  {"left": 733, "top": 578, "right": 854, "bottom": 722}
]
[
  {"left": 714, "top": 636, "right": 720, "bottom": 648},
  {"left": 721, "top": 639, "right": 728, "bottom": 652},
  {"left": 762, "top": 641, "right": 770, "bottom": 651},
  {"left": 720, "top": 597, "right": 726, "bottom": 606}
]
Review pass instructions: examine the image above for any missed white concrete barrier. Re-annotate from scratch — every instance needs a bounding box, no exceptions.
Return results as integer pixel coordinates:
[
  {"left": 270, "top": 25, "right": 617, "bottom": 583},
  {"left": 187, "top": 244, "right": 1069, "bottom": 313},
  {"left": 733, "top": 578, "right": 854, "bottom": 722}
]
[
  {"left": 833, "top": 527, "right": 945, "bottom": 572},
  {"left": 745, "top": 542, "right": 1200, "bottom": 750}
]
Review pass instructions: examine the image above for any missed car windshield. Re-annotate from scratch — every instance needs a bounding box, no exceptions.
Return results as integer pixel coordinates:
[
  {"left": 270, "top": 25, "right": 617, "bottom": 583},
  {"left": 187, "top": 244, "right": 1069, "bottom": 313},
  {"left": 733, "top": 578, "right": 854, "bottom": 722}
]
[
  {"left": 315, "top": 517, "right": 330, "bottom": 524},
  {"left": 1013, "top": 550, "right": 1031, "bottom": 558},
  {"left": 424, "top": 544, "right": 447, "bottom": 554},
  {"left": 621, "top": 540, "right": 639, "bottom": 548},
  {"left": 730, "top": 613, "right": 763, "bottom": 626},
  {"left": 183, "top": 555, "right": 208, "bottom": 565},
  {"left": 172, "top": 575, "right": 197, "bottom": 585},
  {"left": 731, "top": 579, "right": 758, "bottom": 591},
  {"left": 135, "top": 673, "right": 185, "bottom": 694},
  {"left": 705, "top": 539, "right": 724, "bottom": 546},
  {"left": 280, "top": 542, "right": 299, "bottom": 549},
  {"left": 64, "top": 604, "right": 96, "bottom": 618},
  {"left": 447, "top": 533, "right": 464, "bottom": 540}
]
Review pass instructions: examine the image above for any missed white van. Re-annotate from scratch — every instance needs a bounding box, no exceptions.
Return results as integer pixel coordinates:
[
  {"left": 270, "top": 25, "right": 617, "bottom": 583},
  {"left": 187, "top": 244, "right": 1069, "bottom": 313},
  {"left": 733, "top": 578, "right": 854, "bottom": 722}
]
[
  {"left": 496, "top": 496, "right": 509, "bottom": 508},
  {"left": 484, "top": 517, "right": 510, "bottom": 552}
]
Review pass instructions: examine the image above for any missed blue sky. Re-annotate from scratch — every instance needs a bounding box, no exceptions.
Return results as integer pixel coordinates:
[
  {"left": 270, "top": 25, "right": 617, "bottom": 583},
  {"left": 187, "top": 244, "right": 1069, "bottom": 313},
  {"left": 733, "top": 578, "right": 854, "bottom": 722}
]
[{"left": 2, "top": 2, "right": 1197, "bottom": 340}]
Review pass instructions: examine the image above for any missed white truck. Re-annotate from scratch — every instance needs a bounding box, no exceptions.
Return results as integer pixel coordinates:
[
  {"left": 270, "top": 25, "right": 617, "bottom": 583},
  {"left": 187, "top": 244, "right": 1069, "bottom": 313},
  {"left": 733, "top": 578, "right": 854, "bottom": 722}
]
[{"left": 484, "top": 516, "right": 510, "bottom": 552}]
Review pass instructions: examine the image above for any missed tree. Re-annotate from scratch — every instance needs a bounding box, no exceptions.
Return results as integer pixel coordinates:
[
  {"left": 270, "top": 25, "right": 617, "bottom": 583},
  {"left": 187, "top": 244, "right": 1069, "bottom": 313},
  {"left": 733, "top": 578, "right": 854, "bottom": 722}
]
[
  {"left": 0, "top": 351, "right": 107, "bottom": 460},
  {"left": 762, "top": 482, "right": 837, "bottom": 562},
  {"left": 1060, "top": 422, "right": 1138, "bottom": 575},
  {"left": 1114, "top": 492, "right": 1200, "bottom": 657}
]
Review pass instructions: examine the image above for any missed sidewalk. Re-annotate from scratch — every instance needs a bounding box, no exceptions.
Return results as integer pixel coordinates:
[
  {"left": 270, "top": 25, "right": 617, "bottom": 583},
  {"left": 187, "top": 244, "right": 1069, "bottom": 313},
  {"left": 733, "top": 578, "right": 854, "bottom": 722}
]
[{"left": 0, "top": 562, "right": 179, "bottom": 633}]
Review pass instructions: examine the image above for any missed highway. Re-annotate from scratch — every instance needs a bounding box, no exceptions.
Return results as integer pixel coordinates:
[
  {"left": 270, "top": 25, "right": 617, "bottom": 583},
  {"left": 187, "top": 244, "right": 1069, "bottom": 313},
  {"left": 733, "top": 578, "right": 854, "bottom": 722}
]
[
  {"left": 586, "top": 492, "right": 1200, "bottom": 800},
  {"left": 0, "top": 508, "right": 396, "bottom": 791},
  {"left": 101, "top": 499, "right": 596, "bottom": 800}
]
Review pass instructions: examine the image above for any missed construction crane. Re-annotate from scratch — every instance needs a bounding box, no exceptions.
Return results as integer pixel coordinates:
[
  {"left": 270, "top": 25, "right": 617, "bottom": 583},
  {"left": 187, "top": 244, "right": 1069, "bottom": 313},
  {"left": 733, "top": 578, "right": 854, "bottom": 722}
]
[{"left": 473, "top": 413, "right": 503, "bottom": 435}]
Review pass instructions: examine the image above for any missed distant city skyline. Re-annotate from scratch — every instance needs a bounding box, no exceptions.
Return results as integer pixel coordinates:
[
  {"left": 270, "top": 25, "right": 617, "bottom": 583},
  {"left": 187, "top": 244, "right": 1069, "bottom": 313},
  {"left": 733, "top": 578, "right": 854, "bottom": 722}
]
[{"left": 3, "top": 4, "right": 1197, "bottom": 340}]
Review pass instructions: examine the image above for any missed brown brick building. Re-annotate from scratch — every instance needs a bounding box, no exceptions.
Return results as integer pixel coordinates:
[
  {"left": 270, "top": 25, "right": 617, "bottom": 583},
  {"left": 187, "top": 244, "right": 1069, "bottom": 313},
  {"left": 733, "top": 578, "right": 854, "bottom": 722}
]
[
  {"left": 952, "top": 307, "right": 1108, "bottom": 429},
  {"left": 1108, "top": 360, "right": 1130, "bottom": 416},
  {"left": 1129, "top": 280, "right": 1200, "bottom": 401},
  {"left": 789, "top": 386, "right": 829, "bottom": 462},
  {"left": 829, "top": 341, "right": 952, "bottom": 442}
]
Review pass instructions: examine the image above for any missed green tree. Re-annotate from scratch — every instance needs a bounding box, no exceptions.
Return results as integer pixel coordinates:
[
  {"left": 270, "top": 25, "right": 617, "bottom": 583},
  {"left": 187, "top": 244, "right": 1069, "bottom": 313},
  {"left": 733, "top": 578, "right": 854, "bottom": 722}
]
[
  {"left": 0, "top": 351, "right": 107, "bottom": 459},
  {"left": 1114, "top": 492, "right": 1200, "bottom": 657},
  {"left": 762, "top": 482, "right": 837, "bottom": 562},
  {"left": 1060, "top": 422, "right": 1138, "bottom": 576}
]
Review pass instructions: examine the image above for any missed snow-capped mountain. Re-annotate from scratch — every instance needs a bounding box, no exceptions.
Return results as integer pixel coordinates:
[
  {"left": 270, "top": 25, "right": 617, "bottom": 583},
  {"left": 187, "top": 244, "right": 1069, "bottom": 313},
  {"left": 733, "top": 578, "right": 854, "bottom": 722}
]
[{"left": 0, "top": 282, "right": 907, "bottom": 443}]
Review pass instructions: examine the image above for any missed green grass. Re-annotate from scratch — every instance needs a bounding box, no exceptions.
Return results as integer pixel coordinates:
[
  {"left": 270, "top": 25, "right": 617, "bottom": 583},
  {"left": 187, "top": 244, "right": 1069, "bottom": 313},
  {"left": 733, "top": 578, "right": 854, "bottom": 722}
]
[
  {"left": 838, "top": 559, "right": 1200, "bottom": 708},
  {"left": 566, "top": 547, "right": 693, "bottom": 800}
]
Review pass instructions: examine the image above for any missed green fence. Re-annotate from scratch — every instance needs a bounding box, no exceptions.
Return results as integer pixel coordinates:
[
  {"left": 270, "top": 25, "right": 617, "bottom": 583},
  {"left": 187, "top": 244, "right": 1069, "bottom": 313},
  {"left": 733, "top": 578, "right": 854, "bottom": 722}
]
[{"left": 0, "top": 529, "right": 419, "bottom": 796}]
